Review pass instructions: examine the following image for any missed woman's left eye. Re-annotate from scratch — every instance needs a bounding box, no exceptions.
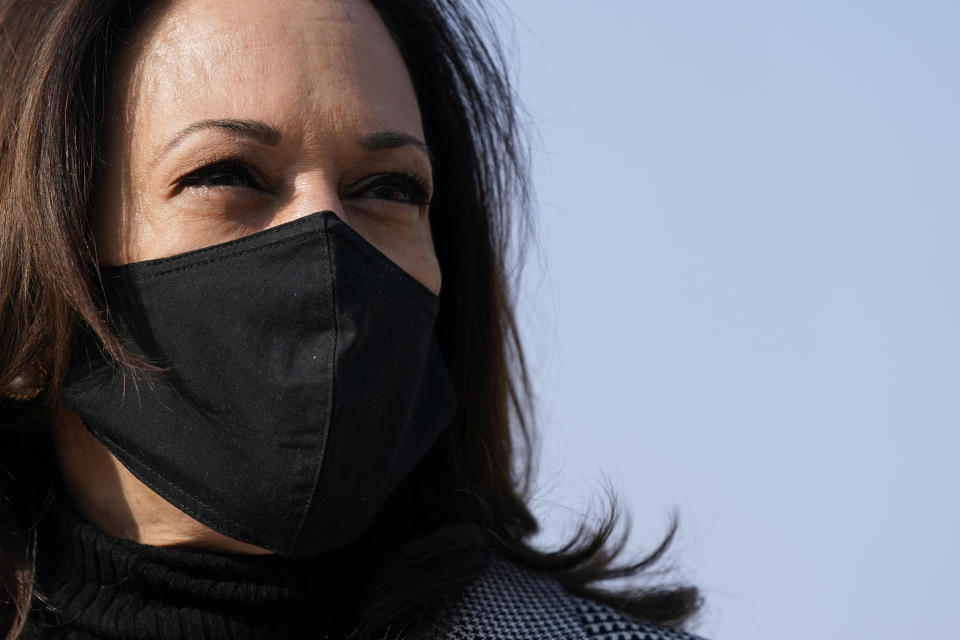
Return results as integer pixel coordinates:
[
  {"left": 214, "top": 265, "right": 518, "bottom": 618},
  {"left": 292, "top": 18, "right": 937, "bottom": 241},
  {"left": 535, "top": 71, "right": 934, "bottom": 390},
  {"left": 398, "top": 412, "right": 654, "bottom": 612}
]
[{"left": 350, "top": 173, "right": 431, "bottom": 206}]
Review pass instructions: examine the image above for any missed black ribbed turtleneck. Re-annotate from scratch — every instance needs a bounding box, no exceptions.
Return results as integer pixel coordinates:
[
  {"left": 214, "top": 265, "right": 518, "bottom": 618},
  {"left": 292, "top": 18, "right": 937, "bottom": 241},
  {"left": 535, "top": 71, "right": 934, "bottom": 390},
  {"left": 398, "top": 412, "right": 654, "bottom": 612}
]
[{"left": 26, "top": 497, "right": 392, "bottom": 640}]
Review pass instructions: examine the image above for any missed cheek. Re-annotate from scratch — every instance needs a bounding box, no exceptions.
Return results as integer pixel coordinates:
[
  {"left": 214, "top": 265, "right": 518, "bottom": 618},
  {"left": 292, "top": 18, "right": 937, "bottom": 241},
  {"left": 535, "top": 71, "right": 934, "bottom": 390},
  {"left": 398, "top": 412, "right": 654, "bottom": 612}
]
[
  {"left": 90, "top": 173, "right": 154, "bottom": 266},
  {"left": 404, "top": 241, "right": 442, "bottom": 296},
  {"left": 403, "top": 217, "right": 442, "bottom": 296},
  {"left": 340, "top": 211, "right": 441, "bottom": 295}
]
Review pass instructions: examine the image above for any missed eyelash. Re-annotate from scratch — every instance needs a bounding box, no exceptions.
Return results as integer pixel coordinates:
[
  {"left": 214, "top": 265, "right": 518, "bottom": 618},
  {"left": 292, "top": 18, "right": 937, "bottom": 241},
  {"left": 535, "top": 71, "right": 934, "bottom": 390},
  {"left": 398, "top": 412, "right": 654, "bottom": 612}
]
[
  {"left": 178, "top": 159, "right": 268, "bottom": 191},
  {"left": 177, "top": 160, "right": 432, "bottom": 206},
  {"left": 349, "top": 171, "right": 431, "bottom": 206}
]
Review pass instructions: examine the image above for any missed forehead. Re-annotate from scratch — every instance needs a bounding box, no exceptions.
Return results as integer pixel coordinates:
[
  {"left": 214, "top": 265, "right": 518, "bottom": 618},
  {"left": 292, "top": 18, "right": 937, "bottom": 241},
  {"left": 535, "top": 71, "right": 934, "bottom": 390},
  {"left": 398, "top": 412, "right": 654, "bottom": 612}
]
[{"left": 116, "top": 0, "right": 422, "bottom": 145}]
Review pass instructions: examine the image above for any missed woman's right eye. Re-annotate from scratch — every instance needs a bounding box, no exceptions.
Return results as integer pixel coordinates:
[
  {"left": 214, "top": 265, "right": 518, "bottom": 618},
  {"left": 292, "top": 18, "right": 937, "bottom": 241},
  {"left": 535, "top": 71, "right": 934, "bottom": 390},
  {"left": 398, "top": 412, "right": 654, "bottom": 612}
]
[{"left": 178, "top": 160, "right": 268, "bottom": 191}]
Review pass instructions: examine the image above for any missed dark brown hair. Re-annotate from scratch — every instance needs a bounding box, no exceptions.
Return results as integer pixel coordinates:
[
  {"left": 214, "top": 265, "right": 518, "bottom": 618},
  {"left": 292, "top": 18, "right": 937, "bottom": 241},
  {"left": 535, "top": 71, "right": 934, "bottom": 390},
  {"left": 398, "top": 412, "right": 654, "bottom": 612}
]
[{"left": 0, "top": 1, "right": 701, "bottom": 638}]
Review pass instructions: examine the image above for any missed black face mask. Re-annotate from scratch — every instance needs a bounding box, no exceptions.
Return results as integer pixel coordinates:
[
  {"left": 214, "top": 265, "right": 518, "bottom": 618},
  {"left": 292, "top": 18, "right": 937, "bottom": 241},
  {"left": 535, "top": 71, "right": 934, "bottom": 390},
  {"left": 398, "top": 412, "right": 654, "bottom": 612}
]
[{"left": 61, "top": 211, "right": 456, "bottom": 558}]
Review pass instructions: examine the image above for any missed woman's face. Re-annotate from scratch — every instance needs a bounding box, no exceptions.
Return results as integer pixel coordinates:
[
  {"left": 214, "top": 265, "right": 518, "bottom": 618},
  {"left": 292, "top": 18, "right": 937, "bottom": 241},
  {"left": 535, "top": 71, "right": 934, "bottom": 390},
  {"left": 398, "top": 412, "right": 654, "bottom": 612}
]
[{"left": 95, "top": 0, "right": 440, "bottom": 294}]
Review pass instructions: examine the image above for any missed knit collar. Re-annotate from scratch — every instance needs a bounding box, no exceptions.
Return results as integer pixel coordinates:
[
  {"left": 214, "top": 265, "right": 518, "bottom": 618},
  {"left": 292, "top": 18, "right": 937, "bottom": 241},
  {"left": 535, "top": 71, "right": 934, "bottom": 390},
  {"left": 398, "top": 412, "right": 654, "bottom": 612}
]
[{"left": 31, "top": 496, "right": 390, "bottom": 640}]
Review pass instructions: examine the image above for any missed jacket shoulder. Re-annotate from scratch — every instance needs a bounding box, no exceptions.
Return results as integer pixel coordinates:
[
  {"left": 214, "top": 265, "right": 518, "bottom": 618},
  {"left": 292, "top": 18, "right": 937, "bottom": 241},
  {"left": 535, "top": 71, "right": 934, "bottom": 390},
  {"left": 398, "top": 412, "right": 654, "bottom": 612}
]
[{"left": 424, "top": 554, "right": 707, "bottom": 640}]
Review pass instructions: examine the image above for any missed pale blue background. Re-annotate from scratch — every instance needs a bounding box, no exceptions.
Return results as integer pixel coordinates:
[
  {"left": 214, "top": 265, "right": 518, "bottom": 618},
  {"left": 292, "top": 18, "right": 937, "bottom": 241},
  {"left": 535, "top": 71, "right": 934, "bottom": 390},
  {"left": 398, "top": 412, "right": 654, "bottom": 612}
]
[{"left": 496, "top": 2, "right": 960, "bottom": 639}]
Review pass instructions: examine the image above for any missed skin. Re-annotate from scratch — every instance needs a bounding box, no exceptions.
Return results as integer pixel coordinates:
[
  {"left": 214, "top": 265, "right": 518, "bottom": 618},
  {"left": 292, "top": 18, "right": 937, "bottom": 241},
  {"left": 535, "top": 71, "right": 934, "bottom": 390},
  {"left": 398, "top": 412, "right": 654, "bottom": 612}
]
[{"left": 53, "top": 0, "right": 440, "bottom": 554}]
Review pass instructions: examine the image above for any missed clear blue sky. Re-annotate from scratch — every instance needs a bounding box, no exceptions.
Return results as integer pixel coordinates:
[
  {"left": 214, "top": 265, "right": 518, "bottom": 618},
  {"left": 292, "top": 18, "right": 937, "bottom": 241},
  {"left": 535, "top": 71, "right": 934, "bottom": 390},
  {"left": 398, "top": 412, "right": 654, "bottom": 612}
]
[{"left": 497, "top": 2, "right": 960, "bottom": 639}]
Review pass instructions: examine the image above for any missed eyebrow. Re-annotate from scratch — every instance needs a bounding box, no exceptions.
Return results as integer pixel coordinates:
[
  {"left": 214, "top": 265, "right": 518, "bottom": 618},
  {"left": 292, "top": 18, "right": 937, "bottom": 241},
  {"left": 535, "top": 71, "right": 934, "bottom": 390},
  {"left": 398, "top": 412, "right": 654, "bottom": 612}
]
[
  {"left": 159, "top": 119, "right": 282, "bottom": 158},
  {"left": 158, "top": 118, "right": 431, "bottom": 163},
  {"left": 360, "top": 130, "right": 430, "bottom": 158}
]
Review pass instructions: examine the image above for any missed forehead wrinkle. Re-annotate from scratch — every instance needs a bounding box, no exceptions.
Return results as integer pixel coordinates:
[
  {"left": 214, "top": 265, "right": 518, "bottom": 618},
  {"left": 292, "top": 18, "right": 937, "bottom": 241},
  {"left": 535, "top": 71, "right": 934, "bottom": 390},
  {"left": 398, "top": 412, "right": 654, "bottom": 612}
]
[
  {"left": 117, "top": 0, "right": 382, "bottom": 84},
  {"left": 155, "top": 0, "right": 360, "bottom": 56},
  {"left": 112, "top": 0, "right": 425, "bottom": 161},
  {"left": 126, "top": 0, "right": 405, "bottom": 93},
  {"left": 138, "top": 24, "right": 358, "bottom": 101}
]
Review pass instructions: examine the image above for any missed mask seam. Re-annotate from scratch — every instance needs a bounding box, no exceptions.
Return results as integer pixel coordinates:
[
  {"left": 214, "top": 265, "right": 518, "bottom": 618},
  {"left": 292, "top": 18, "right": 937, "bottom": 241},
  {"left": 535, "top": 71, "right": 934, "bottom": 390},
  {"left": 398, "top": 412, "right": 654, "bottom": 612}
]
[
  {"left": 84, "top": 424, "right": 280, "bottom": 551},
  {"left": 102, "top": 213, "right": 328, "bottom": 273},
  {"left": 288, "top": 218, "right": 339, "bottom": 549},
  {"left": 109, "top": 215, "right": 438, "bottom": 318},
  {"left": 124, "top": 236, "right": 316, "bottom": 283}
]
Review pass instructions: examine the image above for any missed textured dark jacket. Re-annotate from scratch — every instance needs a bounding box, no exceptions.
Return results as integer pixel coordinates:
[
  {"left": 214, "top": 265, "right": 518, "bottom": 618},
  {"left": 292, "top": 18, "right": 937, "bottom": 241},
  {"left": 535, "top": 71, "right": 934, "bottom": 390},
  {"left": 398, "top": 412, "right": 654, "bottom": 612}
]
[{"left": 426, "top": 556, "right": 706, "bottom": 640}]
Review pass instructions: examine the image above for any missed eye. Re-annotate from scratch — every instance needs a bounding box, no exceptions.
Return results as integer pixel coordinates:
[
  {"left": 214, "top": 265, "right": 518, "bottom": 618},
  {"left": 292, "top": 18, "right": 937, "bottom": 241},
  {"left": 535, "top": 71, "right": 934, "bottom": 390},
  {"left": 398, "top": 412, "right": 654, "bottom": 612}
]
[
  {"left": 349, "top": 172, "right": 431, "bottom": 206},
  {"left": 178, "top": 160, "right": 269, "bottom": 191}
]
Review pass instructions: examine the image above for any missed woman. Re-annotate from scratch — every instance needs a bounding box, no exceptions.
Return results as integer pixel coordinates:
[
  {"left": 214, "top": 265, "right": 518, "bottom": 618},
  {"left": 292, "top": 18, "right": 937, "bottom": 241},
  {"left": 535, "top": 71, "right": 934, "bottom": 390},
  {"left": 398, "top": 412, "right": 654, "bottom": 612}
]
[{"left": 0, "top": 0, "right": 705, "bottom": 638}]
